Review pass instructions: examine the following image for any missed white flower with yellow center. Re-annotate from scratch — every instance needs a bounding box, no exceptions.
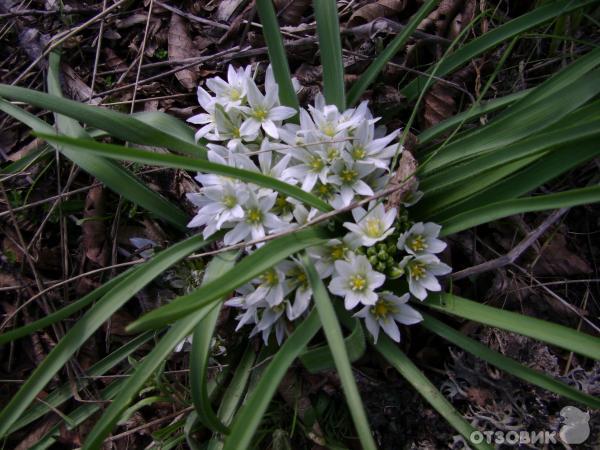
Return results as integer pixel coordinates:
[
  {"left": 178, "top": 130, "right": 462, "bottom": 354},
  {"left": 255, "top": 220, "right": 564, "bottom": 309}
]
[
  {"left": 397, "top": 222, "right": 447, "bottom": 255},
  {"left": 354, "top": 292, "right": 423, "bottom": 343},
  {"left": 186, "top": 180, "right": 248, "bottom": 238},
  {"left": 328, "top": 254, "right": 385, "bottom": 309},
  {"left": 187, "top": 86, "right": 217, "bottom": 142},
  {"left": 205, "top": 64, "right": 251, "bottom": 111},
  {"left": 329, "top": 159, "right": 376, "bottom": 207},
  {"left": 344, "top": 201, "right": 397, "bottom": 247},
  {"left": 239, "top": 67, "right": 296, "bottom": 139},
  {"left": 399, "top": 254, "right": 451, "bottom": 300},
  {"left": 223, "top": 191, "right": 289, "bottom": 245}
]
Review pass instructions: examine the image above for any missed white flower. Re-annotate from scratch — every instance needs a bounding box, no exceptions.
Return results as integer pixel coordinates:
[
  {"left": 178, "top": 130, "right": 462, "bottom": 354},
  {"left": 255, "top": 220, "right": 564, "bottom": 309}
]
[
  {"left": 328, "top": 254, "right": 385, "bottom": 309},
  {"left": 397, "top": 222, "right": 446, "bottom": 255},
  {"left": 308, "top": 238, "right": 354, "bottom": 278},
  {"left": 250, "top": 300, "right": 287, "bottom": 345},
  {"left": 239, "top": 67, "right": 296, "bottom": 139},
  {"left": 205, "top": 64, "right": 251, "bottom": 111},
  {"left": 223, "top": 191, "right": 289, "bottom": 245},
  {"left": 399, "top": 254, "right": 452, "bottom": 300},
  {"left": 212, "top": 107, "right": 258, "bottom": 148},
  {"left": 187, "top": 86, "right": 217, "bottom": 141},
  {"left": 186, "top": 181, "right": 248, "bottom": 238},
  {"left": 346, "top": 120, "right": 400, "bottom": 170},
  {"left": 283, "top": 142, "right": 330, "bottom": 192},
  {"left": 354, "top": 292, "right": 422, "bottom": 343},
  {"left": 246, "top": 262, "right": 292, "bottom": 307},
  {"left": 329, "top": 159, "right": 375, "bottom": 207},
  {"left": 285, "top": 261, "right": 313, "bottom": 320},
  {"left": 344, "top": 201, "right": 396, "bottom": 247}
]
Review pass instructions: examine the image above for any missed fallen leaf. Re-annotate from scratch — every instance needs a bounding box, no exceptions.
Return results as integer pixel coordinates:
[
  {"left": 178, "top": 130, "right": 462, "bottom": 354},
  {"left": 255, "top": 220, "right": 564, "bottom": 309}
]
[
  {"left": 274, "top": 0, "right": 311, "bottom": 25},
  {"left": 216, "top": 0, "right": 245, "bottom": 21},
  {"left": 348, "top": 0, "right": 408, "bottom": 28},
  {"left": 532, "top": 232, "right": 593, "bottom": 276},
  {"left": 168, "top": 13, "right": 199, "bottom": 90},
  {"left": 82, "top": 185, "right": 109, "bottom": 266}
]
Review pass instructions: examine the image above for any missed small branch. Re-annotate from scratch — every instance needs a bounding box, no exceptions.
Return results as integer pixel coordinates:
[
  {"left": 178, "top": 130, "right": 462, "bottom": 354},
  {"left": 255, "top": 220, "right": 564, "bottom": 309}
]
[{"left": 451, "top": 208, "right": 569, "bottom": 281}]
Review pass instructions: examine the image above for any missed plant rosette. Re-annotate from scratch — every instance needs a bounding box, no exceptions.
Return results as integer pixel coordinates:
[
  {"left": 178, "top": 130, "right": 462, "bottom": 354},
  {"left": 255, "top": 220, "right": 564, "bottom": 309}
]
[{"left": 184, "top": 64, "right": 451, "bottom": 345}]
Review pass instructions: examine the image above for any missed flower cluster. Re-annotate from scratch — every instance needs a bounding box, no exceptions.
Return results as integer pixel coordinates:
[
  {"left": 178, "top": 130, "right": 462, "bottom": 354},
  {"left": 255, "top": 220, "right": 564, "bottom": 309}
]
[{"left": 185, "top": 64, "right": 451, "bottom": 345}]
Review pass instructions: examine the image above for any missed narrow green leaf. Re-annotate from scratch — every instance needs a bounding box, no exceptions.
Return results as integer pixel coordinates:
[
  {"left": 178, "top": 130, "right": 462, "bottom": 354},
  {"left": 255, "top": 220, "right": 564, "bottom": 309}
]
[
  {"left": 302, "top": 255, "right": 376, "bottom": 450},
  {"left": 207, "top": 345, "right": 257, "bottom": 450},
  {"left": 0, "top": 84, "right": 205, "bottom": 157},
  {"left": 127, "top": 228, "right": 330, "bottom": 332},
  {"left": 421, "top": 313, "right": 600, "bottom": 409},
  {"left": 439, "top": 185, "right": 600, "bottom": 235},
  {"left": 401, "top": 0, "right": 597, "bottom": 100},
  {"left": 8, "top": 331, "right": 153, "bottom": 434},
  {"left": 430, "top": 137, "right": 600, "bottom": 222},
  {"left": 34, "top": 132, "right": 332, "bottom": 213},
  {"left": 423, "top": 294, "right": 600, "bottom": 360},
  {"left": 300, "top": 302, "right": 366, "bottom": 373},
  {"left": 83, "top": 252, "right": 236, "bottom": 449},
  {"left": 375, "top": 336, "right": 492, "bottom": 450},
  {"left": 419, "top": 121, "right": 600, "bottom": 196},
  {"left": 417, "top": 90, "right": 529, "bottom": 145},
  {"left": 256, "top": 0, "right": 299, "bottom": 111},
  {"left": 0, "top": 265, "right": 140, "bottom": 344},
  {"left": 313, "top": 0, "right": 345, "bottom": 109},
  {"left": 347, "top": 0, "right": 438, "bottom": 106},
  {"left": 0, "top": 100, "right": 189, "bottom": 230},
  {"left": 0, "top": 234, "right": 214, "bottom": 437},
  {"left": 421, "top": 68, "right": 600, "bottom": 174},
  {"left": 222, "top": 310, "right": 322, "bottom": 450},
  {"left": 190, "top": 252, "right": 238, "bottom": 434}
]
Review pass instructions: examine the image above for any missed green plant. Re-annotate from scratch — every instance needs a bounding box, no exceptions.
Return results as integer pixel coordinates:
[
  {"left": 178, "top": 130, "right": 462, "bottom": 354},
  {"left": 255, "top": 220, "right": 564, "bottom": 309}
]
[{"left": 1, "top": 1, "right": 599, "bottom": 449}]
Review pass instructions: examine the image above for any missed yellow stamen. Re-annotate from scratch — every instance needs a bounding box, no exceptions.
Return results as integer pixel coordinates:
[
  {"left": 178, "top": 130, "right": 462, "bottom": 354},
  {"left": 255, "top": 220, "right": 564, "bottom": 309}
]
[
  {"left": 409, "top": 262, "right": 426, "bottom": 280},
  {"left": 349, "top": 274, "right": 367, "bottom": 291},
  {"left": 410, "top": 235, "right": 428, "bottom": 252}
]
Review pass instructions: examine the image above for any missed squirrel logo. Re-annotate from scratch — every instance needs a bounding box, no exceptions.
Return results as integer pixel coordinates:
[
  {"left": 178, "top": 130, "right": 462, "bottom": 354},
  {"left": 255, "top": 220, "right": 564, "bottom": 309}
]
[{"left": 559, "top": 406, "right": 590, "bottom": 445}]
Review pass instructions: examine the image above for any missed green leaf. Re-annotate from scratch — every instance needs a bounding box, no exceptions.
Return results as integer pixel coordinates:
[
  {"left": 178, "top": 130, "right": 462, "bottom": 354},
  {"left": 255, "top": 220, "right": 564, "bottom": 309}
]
[
  {"left": 127, "top": 227, "right": 330, "bottom": 332},
  {"left": 420, "top": 68, "right": 600, "bottom": 174},
  {"left": 34, "top": 132, "right": 333, "bottom": 213},
  {"left": 439, "top": 184, "right": 600, "bottom": 235},
  {"left": 222, "top": 310, "right": 322, "bottom": 450},
  {"left": 430, "top": 137, "right": 600, "bottom": 222},
  {"left": 375, "top": 336, "right": 492, "bottom": 450},
  {"left": 302, "top": 255, "right": 376, "bottom": 450},
  {"left": 82, "top": 252, "right": 237, "bottom": 450},
  {"left": 420, "top": 313, "right": 600, "bottom": 409},
  {"left": 0, "top": 234, "right": 214, "bottom": 438},
  {"left": 256, "top": 0, "right": 300, "bottom": 112},
  {"left": 423, "top": 294, "right": 600, "bottom": 360},
  {"left": 8, "top": 331, "right": 153, "bottom": 434},
  {"left": 313, "top": 0, "right": 345, "bottom": 109},
  {"left": 0, "top": 100, "right": 189, "bottom": 230},
  {"left": 0, "top": 265, "right": 140, "bottom": 344},
  {"left": 300, "top": 302, "right": 366, "bottom": 373},
  {"left": 0, "top": 84, "right": 205, "bottom": 157},
  {"left": 421, "top": 121, "right": 600, "bottom": 194},
  {"left": 417, "top": 89, "right": 530, "bottom": 145},
  {"left": 401, "top": 0, "right": 598, "bottom": 100},
  {"left": 190, "top": 252, "right": 238, "bottom": 434},
  {"left": 347, "top": 0, "right": 439, "bottom": 106}
]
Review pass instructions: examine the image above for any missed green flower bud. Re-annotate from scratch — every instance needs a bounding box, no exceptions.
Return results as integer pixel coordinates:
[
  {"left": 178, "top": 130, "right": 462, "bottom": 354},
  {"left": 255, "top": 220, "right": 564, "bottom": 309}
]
[
  {"left": 377, "top": 250, "right": 388, "bottom": 260},
  {"left": 376, "top": 262, "right": 387, "bottom": 272},
  {"left": 377, "top": 243, "right": 387, "bottom": 252},
  {"left": 388, "top": 266, "right": 404, "bottom": 279},
  {"left": 367, "top": 246, "right": 377, "bottom": 256},
  {"left": 369, "top": 255, "right": 379, "bottom": 266}
]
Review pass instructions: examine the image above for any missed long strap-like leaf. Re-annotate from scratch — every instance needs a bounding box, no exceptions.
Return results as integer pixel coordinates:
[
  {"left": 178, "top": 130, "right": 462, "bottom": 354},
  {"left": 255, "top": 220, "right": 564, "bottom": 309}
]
[
  {"left": 423, "top": 294, "right": 600, "bottom": 360},
  {"left": 0, "top": 234, "right": 214, "bottom": 438},
  {"left": 127, "top": 227, "right": 330, "bottom": 332},
  {"left": 421, "top": 314, "right": 600, "bottom": 409}
]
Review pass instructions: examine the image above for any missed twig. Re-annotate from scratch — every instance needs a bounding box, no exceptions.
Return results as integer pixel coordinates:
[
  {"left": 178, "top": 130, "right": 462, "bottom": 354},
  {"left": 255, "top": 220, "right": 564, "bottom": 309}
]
[
  {"left": 451, "top": 208, "right": 569, "bottom": 281},
  {"left": 105, "top": 406, "right": 193, "bottom": 442},
  {"left": 130, "top": 0, "right": 154, "bottom": 114}
]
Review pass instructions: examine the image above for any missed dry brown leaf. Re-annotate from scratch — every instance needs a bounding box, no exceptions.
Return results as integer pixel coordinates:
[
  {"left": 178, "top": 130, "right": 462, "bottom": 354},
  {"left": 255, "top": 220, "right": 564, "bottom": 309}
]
[
  {"left": 386, "top": 147, "right": 418, "bottom": 210},
  {"left": 61, "top": 64, "right": 101, "bottom": 104},
  {"left": 348, "top": 0, "right": 407, "bottom": 27},
  {"left": 15, "top": 417, "right": 59, "bottom": 450},
  {"left": 274, "top": 0, "right": 311, "bottom": 25},
  {"left": 168, "top": 13, "right": 199, "bottom": 90},
  {"left": 533, "top": 232, "right": 593, "bottom": 276},
  {"left": 216, "top": 0, "right": 246, "bottom": 21},
  {"left": 82, "top": 185, "right": 108, "bottom": 266}
]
